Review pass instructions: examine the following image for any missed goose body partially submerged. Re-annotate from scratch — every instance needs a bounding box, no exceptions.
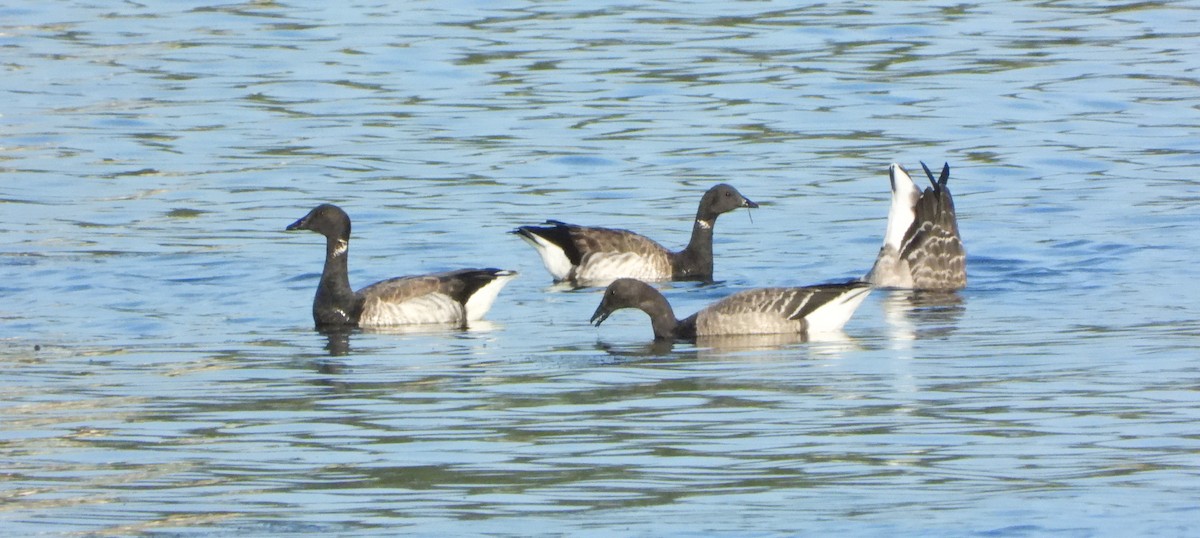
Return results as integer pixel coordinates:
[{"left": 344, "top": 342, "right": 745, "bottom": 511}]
[{"left": 866, "top": 162, "right": 966, "bottom": 291}]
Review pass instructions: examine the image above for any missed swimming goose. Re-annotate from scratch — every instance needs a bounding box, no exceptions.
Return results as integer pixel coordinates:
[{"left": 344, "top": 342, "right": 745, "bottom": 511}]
[
  {"left": 286, "top": 204, "right": 517, "bottom": 328},
  {"left": 591, "top": 278, "right": 872, "bottom": 341},
  {"left": 865, "top": 162, "right": 966, "bottom": 291},
  {"left": 512, "top": 184, "right": 757, "bottom": 287}
]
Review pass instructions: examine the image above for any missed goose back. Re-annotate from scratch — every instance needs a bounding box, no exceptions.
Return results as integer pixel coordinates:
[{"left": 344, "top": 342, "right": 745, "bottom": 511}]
[
  {"left": 356, "top": 269, "right": 517, "bottom": 327},
  {"left": 687, "top": 282, "right": 873, "bottom": 337},
  {"left": 513, "top": 221, "right": 672, "bottom": 284}
]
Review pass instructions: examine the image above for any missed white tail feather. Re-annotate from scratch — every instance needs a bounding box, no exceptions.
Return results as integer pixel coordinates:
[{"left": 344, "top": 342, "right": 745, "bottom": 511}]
[
  {"left": 882, "top": 163, "right": 922, "bottom": 252},
  {"left": 516, "top": 233, "right": 574, "bottom": 281},
  {"left": 803, "top": 286, "right": 872, "bottom": 335},
  {"left": 464, "top": 271, "right": 518, "bottom": 322}
]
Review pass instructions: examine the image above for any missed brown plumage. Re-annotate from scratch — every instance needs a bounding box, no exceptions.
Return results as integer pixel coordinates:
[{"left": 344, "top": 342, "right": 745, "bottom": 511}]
[{"left": 866, "top": 162, "right": 966, "bottom": 291}]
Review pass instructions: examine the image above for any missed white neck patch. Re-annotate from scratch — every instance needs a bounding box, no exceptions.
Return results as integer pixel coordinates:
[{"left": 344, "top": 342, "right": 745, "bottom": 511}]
[
  {"left": 696, "top": 219, "right": 713, "bottom": 230},
  {"left": 332, "top": 239, "right": 348, "bottom": 257}
]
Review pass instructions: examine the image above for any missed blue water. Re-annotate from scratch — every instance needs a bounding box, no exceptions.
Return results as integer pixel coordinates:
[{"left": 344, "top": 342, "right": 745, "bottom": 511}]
[{"left": 3, "top": 1, "right": 1199, "bottom": 536}]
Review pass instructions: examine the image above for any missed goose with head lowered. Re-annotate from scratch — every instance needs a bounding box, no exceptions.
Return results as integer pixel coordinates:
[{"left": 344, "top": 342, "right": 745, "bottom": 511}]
[
  {"left": 512, "top": 184, "right": 757, "bottom": 287},
  {"left": 591, "top": 278, "right": 872, "bottom": 342},
  {"left": 865, "top": 162, "right": 966, "bottom": 291},
  {"left": 286, "top": 204, "right": 517, "bottom": 329}
]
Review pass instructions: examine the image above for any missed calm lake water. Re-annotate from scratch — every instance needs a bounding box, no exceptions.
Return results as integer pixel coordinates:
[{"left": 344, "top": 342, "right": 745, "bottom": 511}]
[{"left": 3, "top": 1, "right": 1199, "bottom": 536}]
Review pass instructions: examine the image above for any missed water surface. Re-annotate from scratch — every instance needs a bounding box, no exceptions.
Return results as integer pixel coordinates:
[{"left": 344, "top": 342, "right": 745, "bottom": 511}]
[{"left": 3, "top": 1, "right": 1199, "bottom": 536}]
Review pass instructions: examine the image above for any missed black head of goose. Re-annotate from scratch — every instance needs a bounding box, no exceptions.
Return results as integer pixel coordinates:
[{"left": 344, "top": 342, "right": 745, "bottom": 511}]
[
  {"left": 286, "top": 203, "right": 517, "bottom": 329},
  {"left": 591, "top": 278, "right": 872, "bottom": 341},
  {"left": 511, "top": 184, "right": 757, "bottom": 287},
  {"left": 865, "top": 162, "right": 966, "bottom": 291}
]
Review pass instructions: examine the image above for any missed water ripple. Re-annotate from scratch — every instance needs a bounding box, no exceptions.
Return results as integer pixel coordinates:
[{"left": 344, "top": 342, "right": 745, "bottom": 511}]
[{"left": 3, "top": 0, "right": 1200, "bottom": 536}]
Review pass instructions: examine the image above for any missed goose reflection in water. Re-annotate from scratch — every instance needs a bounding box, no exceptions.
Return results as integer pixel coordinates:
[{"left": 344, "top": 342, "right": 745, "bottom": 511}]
[
  {"left": 878, "top": 289, "right": 965, "bottom": 347},
  {"left": 595, "top": 330, "right": 864, "bottom": 360}
]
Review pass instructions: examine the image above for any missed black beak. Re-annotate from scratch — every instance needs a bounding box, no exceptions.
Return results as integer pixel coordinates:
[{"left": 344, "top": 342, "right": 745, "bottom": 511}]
[
  {"left": 286, "top": 216, "right": 308, "bottom": 231},
  {"left": 591, "top": 304, "right": 611, "bottom": 327},
  {"left": 743, "top": 197, "right": 759, "bottom": 209}
]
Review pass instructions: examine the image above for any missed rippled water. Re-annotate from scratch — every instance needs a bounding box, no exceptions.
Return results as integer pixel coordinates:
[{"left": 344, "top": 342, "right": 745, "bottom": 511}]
[{"left": 3, "top": 1, "right": 1199, "bottom": 535}]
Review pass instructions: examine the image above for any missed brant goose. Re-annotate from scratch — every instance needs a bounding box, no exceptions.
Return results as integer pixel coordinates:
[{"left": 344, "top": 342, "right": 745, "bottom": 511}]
[
  {"left": 865, "top": 162, "right": 966, "bottom": 291},
  {"left": 286, "top": 204, "right": 517, "bottom": 328},
  {"left": 591, "top": 278, "right": 872, "bottom": 341},
  {"left": 512, "top": 184, "right": 757, "bottom": 287}
]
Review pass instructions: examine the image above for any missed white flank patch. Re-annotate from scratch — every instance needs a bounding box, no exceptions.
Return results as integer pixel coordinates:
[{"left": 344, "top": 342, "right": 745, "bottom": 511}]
[
  {"left": 575, "top": 252, "right": 668, "bottom": 285},
  {"left": 803, "top": 286, "right": 873, "bottom": 335},
  {"left": 882, "top": 164, "right": 922, "bottom": 252},
  {"left": 359, "top": 293, "right": 463, "bottom": 326},
  {"left": 464, "top": 271, "right": 518, "bottom": 322},
  {"left": 517, "top": 233, "right": 574, "bottom": 281}
]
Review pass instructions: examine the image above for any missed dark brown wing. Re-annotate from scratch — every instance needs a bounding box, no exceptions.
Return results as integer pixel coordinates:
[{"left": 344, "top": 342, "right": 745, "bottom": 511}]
[
  {"left": 692, "top": 282, "right": 871, "bottom": 336},
  {"left": 704, "top": 282, "right": 870, "bottom": 322},
  {"left": 357, "top": 274, "right": 445, "bottom": 304},
  {"left": 513, "top": 221, "right": 670, "bottom": 265},
  {"left": 358, "top": 269, "right": 506, "bottom": 306},
  {"left": 561, "top": 222, "right": 670, "bottom": 262}
]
